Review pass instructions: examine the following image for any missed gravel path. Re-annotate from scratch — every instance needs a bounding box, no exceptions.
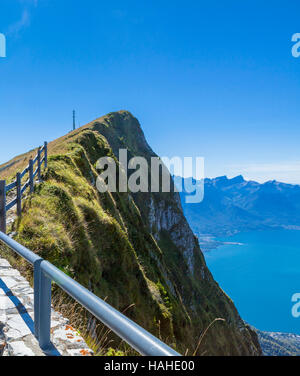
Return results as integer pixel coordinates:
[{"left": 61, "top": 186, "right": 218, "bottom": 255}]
[{"left": 0, "top": 258, "right": 93, "bottom": 356}]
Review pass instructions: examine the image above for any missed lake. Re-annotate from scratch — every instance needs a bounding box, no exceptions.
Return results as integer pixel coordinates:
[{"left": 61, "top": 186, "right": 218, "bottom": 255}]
[{"left": 204, "top": 230, "right": 300, "bottom": 334}]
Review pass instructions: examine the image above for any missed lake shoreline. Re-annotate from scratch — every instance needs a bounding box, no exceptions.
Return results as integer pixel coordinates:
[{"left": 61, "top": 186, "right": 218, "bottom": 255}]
[
  {"left": 198, "top": 226, "right": 300, "bottom": 252},
  {"left": 198, "top": 234, "right": 244, "bottom": 252}
]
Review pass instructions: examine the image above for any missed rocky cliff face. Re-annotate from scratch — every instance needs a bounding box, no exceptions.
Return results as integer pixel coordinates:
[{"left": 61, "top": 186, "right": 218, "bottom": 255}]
[{"left": 2, "top": 111, "right": 261, "bottom": 355}]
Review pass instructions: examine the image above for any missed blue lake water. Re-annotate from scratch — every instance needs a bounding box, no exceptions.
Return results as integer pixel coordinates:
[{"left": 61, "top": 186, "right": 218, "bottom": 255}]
[{"left": 204, "top": 230, "right": 300, "bottom": 334}]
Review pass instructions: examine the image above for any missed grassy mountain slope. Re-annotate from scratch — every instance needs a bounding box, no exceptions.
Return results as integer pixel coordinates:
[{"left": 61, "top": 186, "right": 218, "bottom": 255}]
[{"left": 0, "top": 111, "right": 261, "bottom": 355}]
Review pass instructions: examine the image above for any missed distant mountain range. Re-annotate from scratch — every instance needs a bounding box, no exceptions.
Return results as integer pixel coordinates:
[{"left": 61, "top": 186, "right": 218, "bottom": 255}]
[{"left": 178, "top": 175, "right": 300, "bottom": 248}]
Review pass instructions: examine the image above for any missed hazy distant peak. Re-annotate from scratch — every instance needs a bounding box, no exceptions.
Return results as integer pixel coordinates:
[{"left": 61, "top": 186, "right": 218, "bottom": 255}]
[{"left": 209, "top": 175, "right": 245, "bottom": 188}]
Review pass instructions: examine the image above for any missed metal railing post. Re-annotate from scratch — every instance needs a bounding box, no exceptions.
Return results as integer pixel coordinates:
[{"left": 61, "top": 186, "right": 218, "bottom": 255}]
[
  {"left": 38, "top": 266, "right": 52, "bottom": 351},
  {"left": 0, "top": 180, "right": 6, "bottom": 234},
  {"left": 37, "top": 148, "right": 41, "bottom": 181},
  {"left": 33, "top": 259, "right": 42, "bottom": 340},
  {"left": 44, "top": 142, "right": 48, "bottom": 169},
  {"left": 29, "top": 159, "right": 34, "bottom": 193},
  {"left": 16, "top": 173, "right": 22, "bottom": 217}
]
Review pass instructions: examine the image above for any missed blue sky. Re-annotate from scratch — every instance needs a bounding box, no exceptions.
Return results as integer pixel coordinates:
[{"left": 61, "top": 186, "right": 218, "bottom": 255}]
[{"left": 1, "top": 0, "right": 300, "bottom": 183}]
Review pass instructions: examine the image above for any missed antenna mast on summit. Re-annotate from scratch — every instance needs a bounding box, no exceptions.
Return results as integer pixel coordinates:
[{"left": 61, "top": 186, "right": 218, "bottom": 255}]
[{"left": 73, "top": 110, "right": 76, "bottom": 131}]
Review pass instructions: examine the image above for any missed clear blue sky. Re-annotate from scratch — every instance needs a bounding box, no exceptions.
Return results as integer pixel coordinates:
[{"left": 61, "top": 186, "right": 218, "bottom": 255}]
[{"left": 1, "top": 0, "right": 300, "bottom": 183}]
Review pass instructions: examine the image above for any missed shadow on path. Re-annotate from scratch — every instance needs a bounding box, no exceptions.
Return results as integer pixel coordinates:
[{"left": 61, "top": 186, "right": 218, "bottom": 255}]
[{"left": 0, "top": 278, "right": 61, "bottom": 356}]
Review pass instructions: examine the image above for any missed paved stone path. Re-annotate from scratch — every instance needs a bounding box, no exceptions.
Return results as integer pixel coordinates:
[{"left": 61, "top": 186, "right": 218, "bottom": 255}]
[{"left": 0, "top": 258, "right": 93, "bottom": 356}]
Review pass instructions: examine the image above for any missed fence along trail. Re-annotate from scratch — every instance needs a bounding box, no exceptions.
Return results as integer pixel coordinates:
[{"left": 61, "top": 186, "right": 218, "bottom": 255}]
[{"left": 0, "top": 142, "right": 47, "bottom": 234}]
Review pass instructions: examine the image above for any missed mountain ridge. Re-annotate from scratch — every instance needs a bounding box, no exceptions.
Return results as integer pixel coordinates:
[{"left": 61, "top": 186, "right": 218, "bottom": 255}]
[{"left": 0, "top": 111, "right": 261, "bottom": 355}]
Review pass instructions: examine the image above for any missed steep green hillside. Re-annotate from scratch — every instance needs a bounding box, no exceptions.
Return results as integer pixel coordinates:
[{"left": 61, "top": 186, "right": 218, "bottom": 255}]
[{"left": 1, "top": 111, "right": 261, "bottom": 355}]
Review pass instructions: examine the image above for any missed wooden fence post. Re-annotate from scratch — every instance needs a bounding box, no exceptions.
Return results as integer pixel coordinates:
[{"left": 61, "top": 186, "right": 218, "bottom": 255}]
[
  {"left": 37, "top": 147, "right": 41, "bottom": 181},
  {"left": 29, "top": 159, "right": 34, "bottom": 193},
  {"left": 16, "top": 173, "right": 22, "bottom": 217},
  {"left": 0, "top": 180, "right": 6, "bottom": 234},
  {"left": 44, "top": 142, "right": 48, "bottom": 169}
]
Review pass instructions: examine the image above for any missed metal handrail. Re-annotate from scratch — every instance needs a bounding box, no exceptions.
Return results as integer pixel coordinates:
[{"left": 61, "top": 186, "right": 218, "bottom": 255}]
[
  {"left": 0, "top": 231, "right": 180, "bottom": 357},
  {"left": 0, "top": 231, "right": 41, "bottom": 265}
]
